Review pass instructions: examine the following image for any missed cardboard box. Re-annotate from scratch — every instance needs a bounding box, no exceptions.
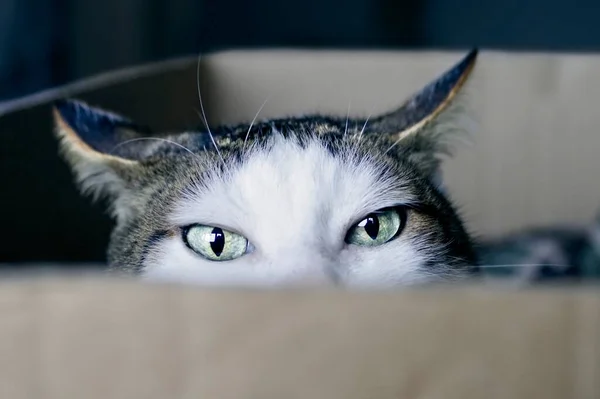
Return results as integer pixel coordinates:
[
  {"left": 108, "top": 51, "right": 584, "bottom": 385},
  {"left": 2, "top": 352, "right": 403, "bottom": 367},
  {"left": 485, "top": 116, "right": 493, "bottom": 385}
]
[
  {"left": 0, "top": 50, "right": 599, "bottom": 397},
  {"left": 0, "top": 278, "right": 597, "bottom": 398}
]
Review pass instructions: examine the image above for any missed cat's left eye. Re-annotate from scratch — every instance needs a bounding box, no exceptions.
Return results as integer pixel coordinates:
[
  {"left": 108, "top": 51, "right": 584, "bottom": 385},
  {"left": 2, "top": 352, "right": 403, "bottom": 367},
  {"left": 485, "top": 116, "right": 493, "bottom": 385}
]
[
  {"left": 345, "top": 207, "right": 407, "bottom": 247},
  {"left": 183, "top": 225, "right": 250, "bottom": 261}
]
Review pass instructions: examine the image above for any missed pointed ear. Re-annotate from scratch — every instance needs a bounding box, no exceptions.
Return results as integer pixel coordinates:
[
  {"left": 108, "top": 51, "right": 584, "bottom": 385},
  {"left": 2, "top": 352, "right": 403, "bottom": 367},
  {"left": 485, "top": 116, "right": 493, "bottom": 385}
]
[
  {"left": 53, "top": 99, "right": 152, "bottom": 221},
  {"left": 373, "top": 49, "right": 479, "bottom": 179}
]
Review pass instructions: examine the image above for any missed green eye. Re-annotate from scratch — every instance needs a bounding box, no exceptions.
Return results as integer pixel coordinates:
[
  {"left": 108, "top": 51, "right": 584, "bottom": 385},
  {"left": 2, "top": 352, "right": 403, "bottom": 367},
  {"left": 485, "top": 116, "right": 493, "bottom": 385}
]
[
  {"left": 183, "top": 225, "right": 249, "bottom": 261},
  {"left": 345, "top": 208, "right": 407, "bottom": 247}
]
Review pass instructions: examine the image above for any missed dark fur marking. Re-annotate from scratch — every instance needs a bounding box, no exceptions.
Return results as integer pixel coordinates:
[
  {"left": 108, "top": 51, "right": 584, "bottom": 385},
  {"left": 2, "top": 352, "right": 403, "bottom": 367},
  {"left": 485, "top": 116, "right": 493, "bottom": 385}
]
[{"left": 55, "top": 99, "right": 153, "bottom": 157}]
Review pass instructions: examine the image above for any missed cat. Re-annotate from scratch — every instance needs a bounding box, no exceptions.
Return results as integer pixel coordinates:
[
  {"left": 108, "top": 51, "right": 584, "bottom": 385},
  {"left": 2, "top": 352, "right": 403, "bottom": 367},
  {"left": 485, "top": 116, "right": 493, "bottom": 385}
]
[{"left": 53, "top": 49, "right": 480, "bottom": 288}]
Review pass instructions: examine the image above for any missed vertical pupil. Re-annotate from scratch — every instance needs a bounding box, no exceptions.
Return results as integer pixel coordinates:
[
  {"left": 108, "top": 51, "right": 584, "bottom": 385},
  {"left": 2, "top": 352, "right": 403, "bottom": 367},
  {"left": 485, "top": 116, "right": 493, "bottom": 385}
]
[
  {"left": 364, "top": 215, "right": 379, "bottom": 239},
  {"left": 210, "top": 227, "right": 225, "bottom": 256}
]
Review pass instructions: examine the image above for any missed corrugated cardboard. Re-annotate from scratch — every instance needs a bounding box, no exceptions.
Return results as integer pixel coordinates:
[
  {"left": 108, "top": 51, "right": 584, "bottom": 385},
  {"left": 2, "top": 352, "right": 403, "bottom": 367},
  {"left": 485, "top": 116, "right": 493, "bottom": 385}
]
[{"left": 0, "top": 278, "right": 598, "bottom": 398}]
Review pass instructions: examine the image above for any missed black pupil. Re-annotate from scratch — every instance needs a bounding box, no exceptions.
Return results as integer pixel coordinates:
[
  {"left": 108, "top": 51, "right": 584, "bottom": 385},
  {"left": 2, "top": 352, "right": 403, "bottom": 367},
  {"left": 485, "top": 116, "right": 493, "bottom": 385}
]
[
  {"left": 210, "top": 227, "right": 225, "bottom": 256},
  {"left": 363, "top": 215, "right": 379, "bottom": 239}
]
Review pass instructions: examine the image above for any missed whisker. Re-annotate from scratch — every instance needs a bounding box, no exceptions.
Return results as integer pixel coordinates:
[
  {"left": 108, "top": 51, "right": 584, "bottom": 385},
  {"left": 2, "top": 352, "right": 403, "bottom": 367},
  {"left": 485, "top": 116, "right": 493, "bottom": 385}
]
[
  {"left": 350, "top": 111, "right": 373, "bottom": 160},
  {"left": 384, "top": 135, "right": 403, "bottom": 155},
  {"left": 357, "top": 113, "right": 372, "bottom": 144},
  {"left": 196, "top": 54, "right": 225, "bottom": 167},
  {"left": 477, "top": 263, "right": 571, "bottom": 269},
  {"left": 243, "top": 94, "right": 271, "bottom": 155},
  {"left": 109, "top": 137, "right": 201, "bottom": 160},
  {"left": 343, "top": 100, "right": 351, "bottom": 139}
]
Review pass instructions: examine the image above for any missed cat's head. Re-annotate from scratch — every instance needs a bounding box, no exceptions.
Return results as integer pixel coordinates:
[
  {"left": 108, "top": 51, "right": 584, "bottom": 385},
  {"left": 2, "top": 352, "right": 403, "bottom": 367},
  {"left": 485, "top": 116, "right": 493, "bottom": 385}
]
[{"left": 54, "top": 49, "right": 479, "bottom": 288}]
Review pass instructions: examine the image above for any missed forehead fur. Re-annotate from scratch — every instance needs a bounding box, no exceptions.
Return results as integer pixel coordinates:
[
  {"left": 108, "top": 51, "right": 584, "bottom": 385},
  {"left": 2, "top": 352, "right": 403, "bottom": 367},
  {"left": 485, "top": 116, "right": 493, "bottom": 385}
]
[
  {"left": 122, "top": 118, "right": 440, "bottom": 233},
  {"left": 170, "top": 131, "right": 419, "bottom": 245}
]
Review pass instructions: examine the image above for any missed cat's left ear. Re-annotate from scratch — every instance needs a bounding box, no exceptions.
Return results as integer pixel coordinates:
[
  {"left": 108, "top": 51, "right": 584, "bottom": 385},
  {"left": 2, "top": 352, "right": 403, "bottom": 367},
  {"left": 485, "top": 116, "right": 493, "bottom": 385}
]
[
  {"left": 372, "top": 49, "right": 479, "bottom": 179},
  {"left": 53, "top": 99, "right": 152, "bottom": 220}
]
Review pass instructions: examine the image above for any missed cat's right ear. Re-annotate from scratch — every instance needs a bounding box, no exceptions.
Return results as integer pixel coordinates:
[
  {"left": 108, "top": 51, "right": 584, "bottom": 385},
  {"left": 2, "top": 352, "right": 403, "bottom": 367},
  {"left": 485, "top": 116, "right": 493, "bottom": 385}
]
[
  {"left": 53, "top": 99, "right": 151, "bottom": 220},
  {"left": 371, "top": 49, "right": 478, "bottom": 181}
]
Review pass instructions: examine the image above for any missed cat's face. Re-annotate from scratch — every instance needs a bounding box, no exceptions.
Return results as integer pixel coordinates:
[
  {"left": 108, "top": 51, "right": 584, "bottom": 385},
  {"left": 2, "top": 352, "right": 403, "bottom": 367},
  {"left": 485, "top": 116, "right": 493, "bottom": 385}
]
[{"left": 54, "top": 49, "right": 479, "bottom": 288}]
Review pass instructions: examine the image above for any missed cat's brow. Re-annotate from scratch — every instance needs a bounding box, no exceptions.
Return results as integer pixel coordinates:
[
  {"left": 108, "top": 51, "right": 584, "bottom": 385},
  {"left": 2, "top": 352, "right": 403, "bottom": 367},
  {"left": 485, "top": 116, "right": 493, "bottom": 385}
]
[
  {"left": 196, "top": 54, "right": 225, "bottom": 168},
  {"left": 243, "top": 95, "right": 271, "bottom": 155},
  {"left": 343, "top": 100, "right": 351, "bottom": 139}
]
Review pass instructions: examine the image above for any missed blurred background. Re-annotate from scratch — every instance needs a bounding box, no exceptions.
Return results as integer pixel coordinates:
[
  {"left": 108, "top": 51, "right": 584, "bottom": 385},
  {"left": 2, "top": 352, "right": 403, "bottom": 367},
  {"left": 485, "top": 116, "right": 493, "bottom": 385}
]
[{"left": 3, "top": 0, "right": 600, "bottom": 102}]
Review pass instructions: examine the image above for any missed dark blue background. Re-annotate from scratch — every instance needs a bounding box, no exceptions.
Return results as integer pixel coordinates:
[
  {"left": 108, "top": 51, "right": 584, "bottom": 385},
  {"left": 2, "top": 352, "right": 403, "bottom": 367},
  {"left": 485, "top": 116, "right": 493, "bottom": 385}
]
[{"left": 2, "top": 0, "right": 600, "bottom": 102}]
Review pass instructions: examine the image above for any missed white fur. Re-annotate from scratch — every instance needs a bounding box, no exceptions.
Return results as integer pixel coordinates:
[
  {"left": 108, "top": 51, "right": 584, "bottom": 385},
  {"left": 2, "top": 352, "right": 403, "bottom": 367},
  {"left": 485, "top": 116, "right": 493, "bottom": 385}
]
[{"left": 143, "top": 133, "right": 435, "bottom": 288}]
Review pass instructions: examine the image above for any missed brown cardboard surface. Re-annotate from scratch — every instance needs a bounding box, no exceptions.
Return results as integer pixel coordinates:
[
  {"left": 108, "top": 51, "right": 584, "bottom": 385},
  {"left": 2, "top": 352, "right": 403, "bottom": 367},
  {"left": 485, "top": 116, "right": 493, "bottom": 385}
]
[{"left": 0, "top": 278, "right": 597, "bottom": 398}]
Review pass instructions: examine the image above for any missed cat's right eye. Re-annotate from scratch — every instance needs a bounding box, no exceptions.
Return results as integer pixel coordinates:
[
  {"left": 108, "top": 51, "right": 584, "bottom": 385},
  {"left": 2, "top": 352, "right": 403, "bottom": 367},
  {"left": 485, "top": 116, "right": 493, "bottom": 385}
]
[
  {"left": 182, "top": 225, "right": 250, "bottom": 261},
  {"left": 345, "top": 207, "right": 407, "bottom": 247}
]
